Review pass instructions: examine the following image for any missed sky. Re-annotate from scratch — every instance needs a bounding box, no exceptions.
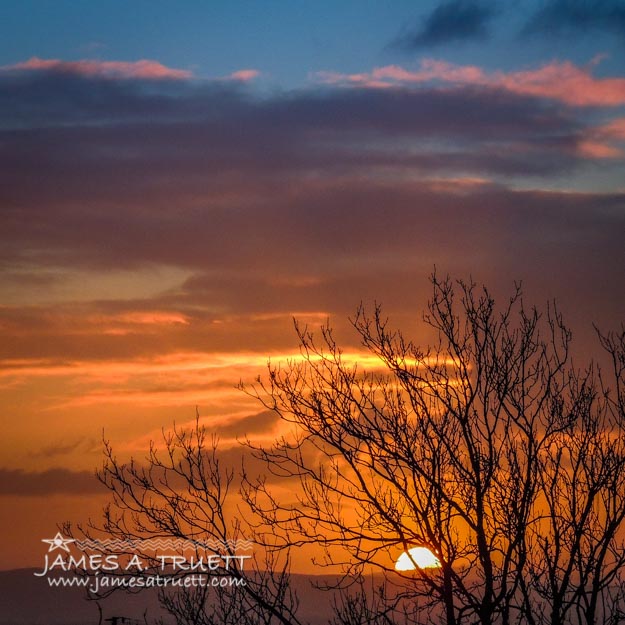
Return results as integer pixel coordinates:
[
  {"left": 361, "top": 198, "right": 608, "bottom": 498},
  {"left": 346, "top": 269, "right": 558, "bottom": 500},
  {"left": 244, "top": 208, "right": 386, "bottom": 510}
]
[{"left": 1, "top": 0, "right": 625, "bottom": 570}]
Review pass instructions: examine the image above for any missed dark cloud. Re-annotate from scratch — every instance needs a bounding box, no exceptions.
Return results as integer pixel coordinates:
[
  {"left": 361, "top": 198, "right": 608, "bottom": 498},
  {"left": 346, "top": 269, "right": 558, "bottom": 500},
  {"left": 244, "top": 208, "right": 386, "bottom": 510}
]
[
  {"left": 0, "top": 468, "right": 105, "bottom": 496},
  {"left": 33, "top": 438, "right": 97, "bottom": 459},
  {"left": 0, "top": 68, "right": 599, "bottom": 275},
  {"left": 3, "top": 175, "right": 623, "bottom": 298},
  {"left": 522, "top": 0, "right": 625, "bottom": 38},
  {"left": 391, "top": 0, "right": 498, "bottom": 50},
  {"left": 0, "top": 71, "right": 243, "bottom": 130},
  {"left": 0, "top": 65, "right": 624, "bottom": 363},
  {"left": 1, "top": 182, "right": 624, "bottom": 362},
  {"left": 0, "top": 448, "right": 290, "bottom": 498}
]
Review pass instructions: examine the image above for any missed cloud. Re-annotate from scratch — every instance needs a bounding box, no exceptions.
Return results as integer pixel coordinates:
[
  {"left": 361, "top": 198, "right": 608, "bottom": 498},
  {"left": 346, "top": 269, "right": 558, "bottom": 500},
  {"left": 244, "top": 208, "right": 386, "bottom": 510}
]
[
  {"left": 392, "top": 0, "right": 497, "bottom": 50},
  {"left": 522, "top": 0, "right": 625, "bottom": 38},
  {"left": 1, "top": 184, "right": 624, "bottom": 354},
  {"left": 0, "top": 468, "right": 104, "bottom": 496},
  {"left": 0, "top": 62, "right": 581, "bottom": 163},
  {"left": 317, "top": 58, "right": 625, "bottom": 107},
  {"left": 103, "top": 311, "right": 190, "bottom": 328},
  {"left": 2, "top": 59, "right": 623, "bottom": 292},
  {"left": 2, "top": 57, "right": 192, "bottom": 80},
  {"left": 227, "top": 69, "right": 260, "bottom": 82},
  {"left": 33, "top": 438, "right": 95, "bottom": 459},
  {"left": 212, "top": 410, "right": 281, "bottom": 438},
  {"left": 0, "top": 56, "right": 623, "bottom": 357},
  {"left": 577, "top": 116, "right": 625, "bottom": 158}
]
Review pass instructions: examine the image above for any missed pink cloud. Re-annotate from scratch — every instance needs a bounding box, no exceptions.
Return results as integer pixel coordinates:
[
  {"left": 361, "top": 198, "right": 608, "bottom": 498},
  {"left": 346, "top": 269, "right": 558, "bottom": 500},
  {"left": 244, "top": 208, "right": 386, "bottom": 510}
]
[
  {"left": 577, "top": 116, "right": 625, "bottom": 159},
  {"left": 577, "top": 140, "right": 622, "bottom": 159},
  {"left": 3, "top": 57, "right": 192, "bottom": 80},
  {"left": 316, "top": 59, "right": 625, "bottom": 107},
  {"left": 598, "top": 117, "right": 625, "bottom": 140},
  {"left": 315, "top": 60, "right": 493, "bottom": 89},
  {"left": 227, "top": 69, "right": 260, "bottom": 82},
  {"left": 499, "top": 62, "right": 625, "bottom": 107}
]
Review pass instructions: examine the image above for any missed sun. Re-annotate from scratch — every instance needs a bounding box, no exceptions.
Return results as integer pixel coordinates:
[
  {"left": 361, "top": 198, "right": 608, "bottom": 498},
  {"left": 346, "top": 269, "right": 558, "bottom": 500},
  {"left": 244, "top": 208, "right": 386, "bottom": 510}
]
[{"left": 395, "top": 546, "right": 441, "bottom": 571}]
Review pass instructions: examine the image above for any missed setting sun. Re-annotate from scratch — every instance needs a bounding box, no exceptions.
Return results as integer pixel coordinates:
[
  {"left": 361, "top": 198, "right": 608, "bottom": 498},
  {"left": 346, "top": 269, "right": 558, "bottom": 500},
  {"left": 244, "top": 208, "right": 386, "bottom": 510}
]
[{"left": 395, "top": 547, "right": 441, "bottom": 571}]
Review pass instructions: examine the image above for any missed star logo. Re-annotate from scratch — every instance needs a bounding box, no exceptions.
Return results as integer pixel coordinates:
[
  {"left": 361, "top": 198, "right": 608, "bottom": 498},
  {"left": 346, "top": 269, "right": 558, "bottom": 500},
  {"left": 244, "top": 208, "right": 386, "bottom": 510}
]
[{"left": 42, "top": 532, "right": 75, "bottom": 553}]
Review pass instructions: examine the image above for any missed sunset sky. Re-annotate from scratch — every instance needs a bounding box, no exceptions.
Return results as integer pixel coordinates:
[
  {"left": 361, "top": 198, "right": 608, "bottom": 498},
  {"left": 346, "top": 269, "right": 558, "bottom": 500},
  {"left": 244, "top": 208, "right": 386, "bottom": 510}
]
[{"left": 1, "top": 0, "right": 625, "bottom": 569}]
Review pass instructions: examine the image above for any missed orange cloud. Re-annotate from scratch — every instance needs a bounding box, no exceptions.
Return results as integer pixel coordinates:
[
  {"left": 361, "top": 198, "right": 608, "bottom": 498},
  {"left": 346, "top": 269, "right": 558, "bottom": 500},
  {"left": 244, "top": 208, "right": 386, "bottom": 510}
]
[
  {"left": 0, "top": 347, "right": 466, "bottom": 422},
  {"left": 95, "top": 311, "right": 190, "bottom": 335},
  {"left": 0, "top": 349, "right": 392, "bottom": 384},
  {"left": 3, "top": 57, "right": 192, "bottom": 80},
  {"left": 423, "top": 176, "right": 493, "bottom": 193},
  {"left": 316, "top": 59, "right": 625, "bottom": 107}
]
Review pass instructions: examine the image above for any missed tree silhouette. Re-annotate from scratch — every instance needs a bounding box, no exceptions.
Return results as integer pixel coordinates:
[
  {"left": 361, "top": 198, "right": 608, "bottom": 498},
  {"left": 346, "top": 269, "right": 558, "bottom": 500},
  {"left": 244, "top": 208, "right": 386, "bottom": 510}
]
[
  {"left": 90, "top": 423, "right": 302, "bottom": 625},
  {"left": 88, "top": 274, "right": 625, "bottom": 625}
]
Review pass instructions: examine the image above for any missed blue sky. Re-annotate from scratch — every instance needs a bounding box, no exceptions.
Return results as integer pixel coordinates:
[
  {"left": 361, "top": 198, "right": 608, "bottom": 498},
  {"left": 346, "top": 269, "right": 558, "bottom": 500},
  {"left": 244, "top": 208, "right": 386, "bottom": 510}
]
[{"left": 2, "top": 1, "right": 624, "bottom": 86}]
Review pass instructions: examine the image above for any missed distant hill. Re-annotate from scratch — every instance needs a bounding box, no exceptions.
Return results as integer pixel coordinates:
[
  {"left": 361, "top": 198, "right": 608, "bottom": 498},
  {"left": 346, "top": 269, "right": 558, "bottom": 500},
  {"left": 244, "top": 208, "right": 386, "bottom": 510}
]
[
  {"left": 0, "top": 568, "right": 354, "bottom": 625},
  {"left": 0, "top": 568, "right": 165, "bottom": 625}
]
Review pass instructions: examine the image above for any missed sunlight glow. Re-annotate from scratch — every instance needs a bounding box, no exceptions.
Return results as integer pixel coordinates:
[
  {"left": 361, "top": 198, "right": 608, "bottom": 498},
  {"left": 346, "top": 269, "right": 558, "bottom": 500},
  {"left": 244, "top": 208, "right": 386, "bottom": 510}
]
[{"left": 395, "top": 547, "right": 441, "bottom": 571}]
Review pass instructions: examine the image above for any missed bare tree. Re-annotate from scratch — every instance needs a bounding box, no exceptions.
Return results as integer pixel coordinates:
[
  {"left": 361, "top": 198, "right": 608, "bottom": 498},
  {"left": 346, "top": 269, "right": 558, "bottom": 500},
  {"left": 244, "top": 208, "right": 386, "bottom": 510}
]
[
  {"left": 83, "top": 274, "right": 625, "bottom": 625},
  {"left": 522, "top": 330, "right": 625, "bottom": 625},
  {"left": 241, "top": 275, "right": 625, "bottom": 625},
  {"left": 72, "top": 418, "right": 302, "bottom": 625}
]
